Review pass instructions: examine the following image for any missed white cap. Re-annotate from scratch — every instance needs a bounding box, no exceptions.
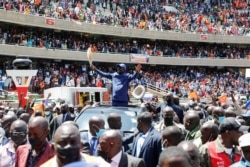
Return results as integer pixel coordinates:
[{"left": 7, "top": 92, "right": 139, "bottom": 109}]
[{"left": 239, "top": 133, "right": 250, "bottom": 147}]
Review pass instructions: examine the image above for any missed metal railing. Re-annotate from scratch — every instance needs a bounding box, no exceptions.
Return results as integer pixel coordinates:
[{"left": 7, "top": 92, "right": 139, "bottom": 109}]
[{"left": 146, "top": 83, "right": 167, "bottom": 96}]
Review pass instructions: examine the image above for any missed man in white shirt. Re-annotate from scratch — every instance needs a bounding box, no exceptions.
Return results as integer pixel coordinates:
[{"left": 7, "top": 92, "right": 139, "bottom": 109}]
[
  {"left": 98, "top": 130, "right": 145, "bottom": 167},
  {"left": 0, "top": 120, "right": 28, "bottom": 167}
]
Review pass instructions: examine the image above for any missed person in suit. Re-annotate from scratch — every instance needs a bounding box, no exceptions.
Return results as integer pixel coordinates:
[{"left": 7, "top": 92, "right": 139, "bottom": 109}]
[
  {"left": 98, "top": 129, "right": 145, "bottom": 167},
  {"left": 107, "top": 113, "right": 122, "bottom": 130},
  {"left": 49, "top": 103, "right": 75, "bottom": 138},
  {"left": 107, "top": 112, "right": 138, "bottom": 152},
  {"left": 131, "top": 112, "right": 162, "bottom": 167},
  {"left": 81, "top": 116, "right": 105, "bottom": 155},
  {"left": 15, "top": 116, "right": 54, "bottom": 167},
  {"left": 41, "top": 123, "right": 110, "bottom": 167}
]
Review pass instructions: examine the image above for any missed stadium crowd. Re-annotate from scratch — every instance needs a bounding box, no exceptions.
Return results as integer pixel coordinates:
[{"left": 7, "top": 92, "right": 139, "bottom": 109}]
[
  {"left": 2, "top": 61, "right": 250, "bottom": 103},
  {"left": 1, "top": 0, "right": 250, "bottom": 166},
  {"left": 1, "top": 63, "right": 250, "bottom": 166},
  {"left": 1, "top": 24, "right": 250, "bottom": 58},
  {"left": 1, "top": 0, "right": 250, "bottom": 35}
]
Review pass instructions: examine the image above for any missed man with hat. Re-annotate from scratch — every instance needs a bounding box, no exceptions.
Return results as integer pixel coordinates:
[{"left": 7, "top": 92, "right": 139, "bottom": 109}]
[
  {"left": 200, "top": 117, "right": 249, "bottom": 167},
  {"left": 230, "top": 133, "right": 250, "bottom": 167},
  {"left": 91, "top": 64, "right": 142, "bottom": 107},
  {"left": 241, "top": 111, "right": 250, "bottom": 127}
]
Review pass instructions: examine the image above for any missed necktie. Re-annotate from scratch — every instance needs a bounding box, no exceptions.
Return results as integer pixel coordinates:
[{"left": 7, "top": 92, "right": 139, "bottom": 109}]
[{"left": 90, "top": 137, "right": 97, "bottom": 155}]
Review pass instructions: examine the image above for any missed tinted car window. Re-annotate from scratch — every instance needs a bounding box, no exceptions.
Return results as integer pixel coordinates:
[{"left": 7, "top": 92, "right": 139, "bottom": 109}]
[{"left": 75, "top": 107, "right": 139, "bottom": 133}]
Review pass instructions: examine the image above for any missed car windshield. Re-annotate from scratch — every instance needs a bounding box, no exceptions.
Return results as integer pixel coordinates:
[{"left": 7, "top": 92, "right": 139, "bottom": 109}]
[{"left": 75, "top": 107, "right": 139, "bottom": 133}]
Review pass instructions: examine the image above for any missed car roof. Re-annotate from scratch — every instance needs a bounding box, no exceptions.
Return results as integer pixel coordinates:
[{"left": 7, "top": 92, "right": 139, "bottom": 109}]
[{"left": 75, "top": 106, "right": 141, "bottom": 133}]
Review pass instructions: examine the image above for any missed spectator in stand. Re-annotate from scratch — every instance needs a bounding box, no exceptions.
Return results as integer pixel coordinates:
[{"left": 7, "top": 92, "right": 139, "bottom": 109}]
[{"left": 2, "top": 0, "right": 250, "bottom": 37}]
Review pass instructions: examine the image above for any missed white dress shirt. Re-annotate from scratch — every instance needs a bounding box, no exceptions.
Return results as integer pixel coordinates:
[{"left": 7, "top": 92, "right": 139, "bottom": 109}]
[
  {"left": 136, "top": 130, "right": 149, "bottom": 157},
  {"left": 110, "top": 150, "right": 122, "bottom": 167}
]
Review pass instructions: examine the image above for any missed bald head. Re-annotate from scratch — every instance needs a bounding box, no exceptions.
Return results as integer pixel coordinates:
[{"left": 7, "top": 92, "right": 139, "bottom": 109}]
[
  {"left": 28, "top": 116, "right": 49, "bottom": 151},
  {"left": 54, "top": 124, "right": 81, "bottom": 165},
  {"left": 1, "top": 114, "right": 17, "bottom": 136},
  {"left": 10, "top": 119, "right": 27, "bottom": 132},
  {"left": 10, "top": 120, "right": 27, "bottom": 147},
  {"left": 200, "top": 121, "right": 218, "bottom": 144},
  {"left": 107, "top": 113, "right": 122, "bottom": 130},
  {"left": 162, "top": 126, "right": 183, "bottom": 147},
  {"left": 89, "top": 116, "right": 105, "bottom": 136},
  {"left": 2, "top": 114, "right": 17, "bottom": 125},
  {"left": 212, "top": 107, "right": 225, "bottom": 117},
  {"left": 102, "top": 130, "right": 123, "bottom": 148},
  {"left": 163, "top": 106, "right": 175, "bottom": 115},
  {"left": 54, "top": 124, "right": 80, "bottom": 143},
  {"left": 206, "top": 106, "right": 215, "bottom": 115},
  {"left": 62, "top": 121, "right": 79, "bottom": 129},
  {"left": 184, "top": 112, "right": 200, "bottom": 131},
  {"left": 98, "top": 130, "right": 123, "bottom": 161},
  {"left": 225, "top": 108, "right": 236, "bottom": 118},
  {"left": 201, "top": 121, "right": 219, "bottom": 132},
  {"left": 178, "top": 141, "right": 199, "bottom": 152},
  {"left": 29, "top": 116, "right": 48, "bottom": 131},
  {"left": 19, "top": 113, "right": 31, "bottom": 124},
  {"left": 138, "top": 111, "right": 152, "bottom": 125},
  {"left": 159, "top": 146, "right": 192, "bottom": 167},
  {"left": 89, "top": 116, "right": 105, "bottom": 124},
  {"left": 178, "top": 141, "right": 200, "bottom": 167}
]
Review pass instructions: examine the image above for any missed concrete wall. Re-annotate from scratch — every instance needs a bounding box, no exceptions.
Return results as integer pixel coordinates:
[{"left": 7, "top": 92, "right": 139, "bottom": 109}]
[{"left": 1, "top": 44, "right": 250, "bottom": 67}]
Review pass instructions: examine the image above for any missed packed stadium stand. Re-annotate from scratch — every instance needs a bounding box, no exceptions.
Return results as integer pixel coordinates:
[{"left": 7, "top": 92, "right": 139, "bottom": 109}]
[{"left": 0, "top": 0, "right": 250, "bottom": 67}]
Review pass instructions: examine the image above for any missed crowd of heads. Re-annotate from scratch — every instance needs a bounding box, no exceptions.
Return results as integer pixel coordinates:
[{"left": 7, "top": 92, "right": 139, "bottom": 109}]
[
  {"left": 1, "top": 0, "right": 250, "bottom": 36},
  {"left": 2, "top": 0, "right": 250, "bottom": 59},
  {"left": 0, "top": 87, "right": 250, "bottom": 166}
]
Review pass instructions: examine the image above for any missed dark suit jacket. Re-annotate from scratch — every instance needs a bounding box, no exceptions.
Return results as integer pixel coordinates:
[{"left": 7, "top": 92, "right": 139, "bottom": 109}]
[
  {"left": 131, "top": 127, "right": 161, "bottom": 167},
  {"left": 50, "top": 113, "right": 75, "bottom": 138},
  {"left": 118, "top": 152, "right": 146, "bottom": 167},
  {"left": 15, "top": 142, "right": 54, "bottom": 167},
  {"left": 81, "top": 132, "right": 98, "bottom": 155}
]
